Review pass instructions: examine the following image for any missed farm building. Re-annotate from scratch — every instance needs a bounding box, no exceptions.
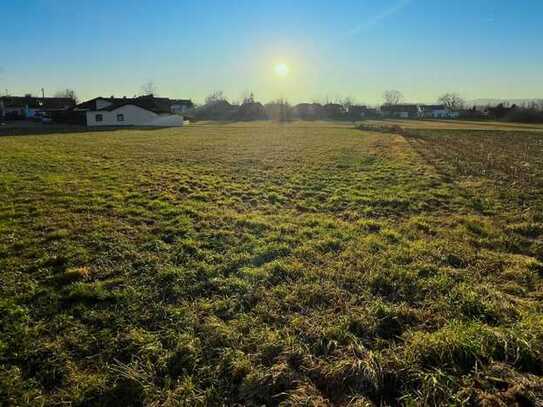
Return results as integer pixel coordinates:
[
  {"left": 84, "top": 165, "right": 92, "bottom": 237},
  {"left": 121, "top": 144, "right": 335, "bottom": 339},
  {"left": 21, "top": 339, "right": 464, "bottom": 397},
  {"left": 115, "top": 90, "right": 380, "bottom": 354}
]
[{"left": 74, "top": 95, "right": 192, "bottom": 127}]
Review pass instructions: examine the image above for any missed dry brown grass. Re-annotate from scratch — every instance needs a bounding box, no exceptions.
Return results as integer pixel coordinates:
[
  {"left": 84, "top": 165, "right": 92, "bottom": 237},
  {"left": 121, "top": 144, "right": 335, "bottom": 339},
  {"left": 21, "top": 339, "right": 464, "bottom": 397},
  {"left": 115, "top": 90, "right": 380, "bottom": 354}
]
[{"left": 366, "top": 119, "right": 543, "bottom": 132}]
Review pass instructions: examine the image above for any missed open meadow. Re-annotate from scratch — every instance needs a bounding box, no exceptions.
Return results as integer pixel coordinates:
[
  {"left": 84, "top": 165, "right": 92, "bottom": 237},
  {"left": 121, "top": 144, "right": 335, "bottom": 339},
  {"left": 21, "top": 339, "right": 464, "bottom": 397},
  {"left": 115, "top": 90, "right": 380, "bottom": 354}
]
[{"left": 1, "top": 121, "right": 543, "bottom": 405}]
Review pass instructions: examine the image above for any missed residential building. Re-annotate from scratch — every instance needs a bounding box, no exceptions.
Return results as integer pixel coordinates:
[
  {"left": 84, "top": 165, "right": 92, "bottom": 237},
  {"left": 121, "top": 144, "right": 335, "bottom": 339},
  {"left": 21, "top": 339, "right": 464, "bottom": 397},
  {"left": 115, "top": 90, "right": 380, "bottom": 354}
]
[
  {"left": 380, "top": 104, "right": 421, "bottom": 119},
  {"left": 347, "top": 105, "right": 379, "bottom": 119},
  {"left": 0, "top": 95, "right": 76, "bottom": 120},
  {"left": 292, "top": 103, "right": 325, "bottom": 120},
  {"left": 74, "top": 95, "right": 189, "bottom": 127},
  {"left": 421, "top": 104, "right": 459, "bottom": 119},
  {"left": 323, "top": 103, "right": 346, "bottom": 119}
]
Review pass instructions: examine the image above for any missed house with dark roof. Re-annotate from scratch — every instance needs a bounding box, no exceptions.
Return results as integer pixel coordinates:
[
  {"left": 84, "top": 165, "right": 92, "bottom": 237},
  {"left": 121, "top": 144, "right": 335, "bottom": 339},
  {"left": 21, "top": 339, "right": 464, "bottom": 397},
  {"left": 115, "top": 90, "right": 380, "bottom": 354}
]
[
  {"left": 347, "top": 105, "right": 380, "bottom": 119},
  {"left": 292, "top": 103, "right": 325, "bottom": 120},
  {"left": 74, "top": 95, "right": 192, "bottom": 127},
  {"left": 0, "top": 95, "right": 75, "bottom": 120},
  {"left": 323, "top": 103, "right": 346, "bottom": 119},
  {"left": 380, "top": 104, "right": 421, "bottom": 119}
]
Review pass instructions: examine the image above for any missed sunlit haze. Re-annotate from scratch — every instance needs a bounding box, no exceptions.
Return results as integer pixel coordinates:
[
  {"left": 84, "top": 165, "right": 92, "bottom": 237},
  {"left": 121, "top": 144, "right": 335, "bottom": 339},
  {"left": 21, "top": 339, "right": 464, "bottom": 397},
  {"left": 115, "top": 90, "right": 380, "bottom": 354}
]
[{"left": 274, "top": 63, "right": 290, "bottom": 78}]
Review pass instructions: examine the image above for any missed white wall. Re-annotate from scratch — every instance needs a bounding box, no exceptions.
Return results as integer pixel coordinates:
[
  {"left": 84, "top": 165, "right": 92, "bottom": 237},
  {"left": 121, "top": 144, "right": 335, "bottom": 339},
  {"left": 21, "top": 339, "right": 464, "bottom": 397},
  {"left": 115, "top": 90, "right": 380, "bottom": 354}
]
[
  {"left": 149, "top": 114, "right": 185, "bottom": 126},
  {"left": 86, "top": 104, "right": 183, "bottom": 127}
]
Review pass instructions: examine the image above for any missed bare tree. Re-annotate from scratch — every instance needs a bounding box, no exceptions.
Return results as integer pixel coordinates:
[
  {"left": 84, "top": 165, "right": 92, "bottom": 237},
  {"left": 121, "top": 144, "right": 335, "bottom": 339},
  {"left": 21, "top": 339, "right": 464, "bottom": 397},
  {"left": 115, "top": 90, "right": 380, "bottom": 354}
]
[
  {"left": 205, "top": 91, "right": 227, "bottom": 106},
  {"left": 438, "top": 93, "right": 465, "bottom": 111},
  {"left": 241, "top": 91, "right": 255, "bottom": 105},
  {"left": 341, "top": 96, "right": 354, "bottom": 111},
  {"left": 141, "top": 81, "right": 158, "bottom": 96},
  {"left": 54, "top": 89, "right": 78, "bottom": 103},
  {"left": 383, "top": 90, "right": 404, "bottom": 105}
]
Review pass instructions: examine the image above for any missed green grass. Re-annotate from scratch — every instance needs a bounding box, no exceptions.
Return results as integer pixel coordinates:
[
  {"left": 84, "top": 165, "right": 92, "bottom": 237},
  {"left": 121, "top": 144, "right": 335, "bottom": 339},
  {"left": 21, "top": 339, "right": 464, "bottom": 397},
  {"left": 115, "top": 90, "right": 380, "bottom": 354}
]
[{"left": 1, "top": 122, "right": 543, "bottom": 405}]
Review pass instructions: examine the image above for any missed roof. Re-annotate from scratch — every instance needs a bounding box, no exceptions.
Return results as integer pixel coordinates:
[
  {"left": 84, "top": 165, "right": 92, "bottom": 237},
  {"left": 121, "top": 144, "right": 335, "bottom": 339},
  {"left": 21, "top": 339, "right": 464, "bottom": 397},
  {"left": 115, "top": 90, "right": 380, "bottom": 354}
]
[
  {"left": 75, "top": 95, "right": 193, "bottom": 114},
  {"left": 97, "top": 101, "right": 157, "bottom": 113},
  {"left": 381, "top": 104, "right": 420, "bottom": 113},
  {"left": 74, "top": 97, "right": 126, "bottom": 110},
  {"left": 421, "top": 104, "right": 446, "bottom": 111},
  {"left": 293, "top": 103, "right": 324, "bottom": 110},
  {"left": 0, "top": 96, "right": 75, "bottom": 110},
  {"left": 323, "top": 103, "right": 346, "bottom": 113},
  {"left": 348, "top": 105, "right": 370, "bottom": 112}
]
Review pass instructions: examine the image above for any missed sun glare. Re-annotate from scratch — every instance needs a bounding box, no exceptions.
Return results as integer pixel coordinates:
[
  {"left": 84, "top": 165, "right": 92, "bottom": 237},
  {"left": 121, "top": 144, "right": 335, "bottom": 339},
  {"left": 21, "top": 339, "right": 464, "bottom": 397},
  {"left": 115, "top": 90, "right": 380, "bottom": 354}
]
[{"left": 274, "top": 63, "right": 289, "bottom": 77}]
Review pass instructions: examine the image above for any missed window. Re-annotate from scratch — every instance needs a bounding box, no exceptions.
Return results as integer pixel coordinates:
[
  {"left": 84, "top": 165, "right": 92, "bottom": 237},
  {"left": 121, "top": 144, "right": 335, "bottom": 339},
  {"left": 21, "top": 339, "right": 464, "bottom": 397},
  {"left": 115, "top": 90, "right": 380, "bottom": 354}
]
[
  {"left": 117, "top": 114, "right": 124, "bottom": 122},
  {"left": 95, "top": 114, "right": 103, "bottom": 122}
]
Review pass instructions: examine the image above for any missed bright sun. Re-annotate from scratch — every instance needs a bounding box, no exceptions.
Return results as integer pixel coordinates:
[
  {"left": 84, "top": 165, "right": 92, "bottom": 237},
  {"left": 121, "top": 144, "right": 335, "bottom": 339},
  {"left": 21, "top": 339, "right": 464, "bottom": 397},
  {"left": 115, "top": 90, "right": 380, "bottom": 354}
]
[{"left": 274, "top": 63, "right": 289, "bottom": 77}]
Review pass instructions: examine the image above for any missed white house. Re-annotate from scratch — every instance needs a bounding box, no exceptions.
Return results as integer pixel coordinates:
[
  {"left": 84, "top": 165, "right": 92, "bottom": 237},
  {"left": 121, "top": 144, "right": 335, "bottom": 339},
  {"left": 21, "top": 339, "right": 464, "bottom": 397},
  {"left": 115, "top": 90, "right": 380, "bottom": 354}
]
[
  {"left": 85, "top": 104, "right": 183, "bottom": 127},
  {"left": 74, "top": 96, "right": 190, "bottom": 127},
  {"left": 421, "top": 105, "right": 460, "bottom": 119}
]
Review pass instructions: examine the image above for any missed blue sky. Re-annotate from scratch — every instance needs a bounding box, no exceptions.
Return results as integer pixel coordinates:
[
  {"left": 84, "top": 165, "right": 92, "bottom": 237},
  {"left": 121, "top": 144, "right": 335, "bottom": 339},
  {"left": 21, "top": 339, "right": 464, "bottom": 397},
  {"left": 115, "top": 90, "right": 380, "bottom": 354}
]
[{"left": 1, "top": 0, "right": 542, "bottom": 104}]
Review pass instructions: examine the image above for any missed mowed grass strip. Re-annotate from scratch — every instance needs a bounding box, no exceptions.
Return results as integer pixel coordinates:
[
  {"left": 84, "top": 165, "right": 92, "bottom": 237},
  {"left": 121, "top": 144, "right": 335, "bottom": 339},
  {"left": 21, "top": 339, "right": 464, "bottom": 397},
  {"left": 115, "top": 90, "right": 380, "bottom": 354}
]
[{"left": 1, "top": 122, "right": 542, "bottom": 405}]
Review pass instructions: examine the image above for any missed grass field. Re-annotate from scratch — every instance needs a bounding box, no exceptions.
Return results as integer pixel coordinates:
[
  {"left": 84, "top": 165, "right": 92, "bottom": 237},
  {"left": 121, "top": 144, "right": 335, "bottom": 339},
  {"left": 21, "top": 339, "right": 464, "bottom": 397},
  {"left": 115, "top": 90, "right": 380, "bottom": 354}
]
[{"left": 1, "top": 121, "right": 543, "bottom": 405}]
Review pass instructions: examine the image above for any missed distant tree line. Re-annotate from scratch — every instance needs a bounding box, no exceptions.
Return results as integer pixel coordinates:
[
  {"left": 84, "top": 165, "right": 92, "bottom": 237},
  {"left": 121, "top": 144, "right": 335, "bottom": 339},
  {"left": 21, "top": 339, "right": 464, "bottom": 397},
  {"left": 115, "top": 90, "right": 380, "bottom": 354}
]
[
  {"left": 192, "top": 89, "right": 473, "bottom": 122},
  {"left": 190, "top": 91, "right": 381, "bottom": 122},
  {"left": 485, "top": 101, "right": 543, "bottom": 123},
  {"left": 10, "top": 82, "right": 542, "bottom": 124},
  {"left": 188, "top": 90, "right": 543, "bottom": 123}
]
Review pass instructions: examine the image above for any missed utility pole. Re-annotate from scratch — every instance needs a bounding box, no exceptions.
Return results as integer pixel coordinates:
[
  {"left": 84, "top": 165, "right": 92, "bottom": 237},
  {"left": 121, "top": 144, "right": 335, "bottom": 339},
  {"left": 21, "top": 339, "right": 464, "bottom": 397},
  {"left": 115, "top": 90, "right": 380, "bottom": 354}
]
[{"left": 41, "top": 88, "right": 45, "bottom": 99}]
